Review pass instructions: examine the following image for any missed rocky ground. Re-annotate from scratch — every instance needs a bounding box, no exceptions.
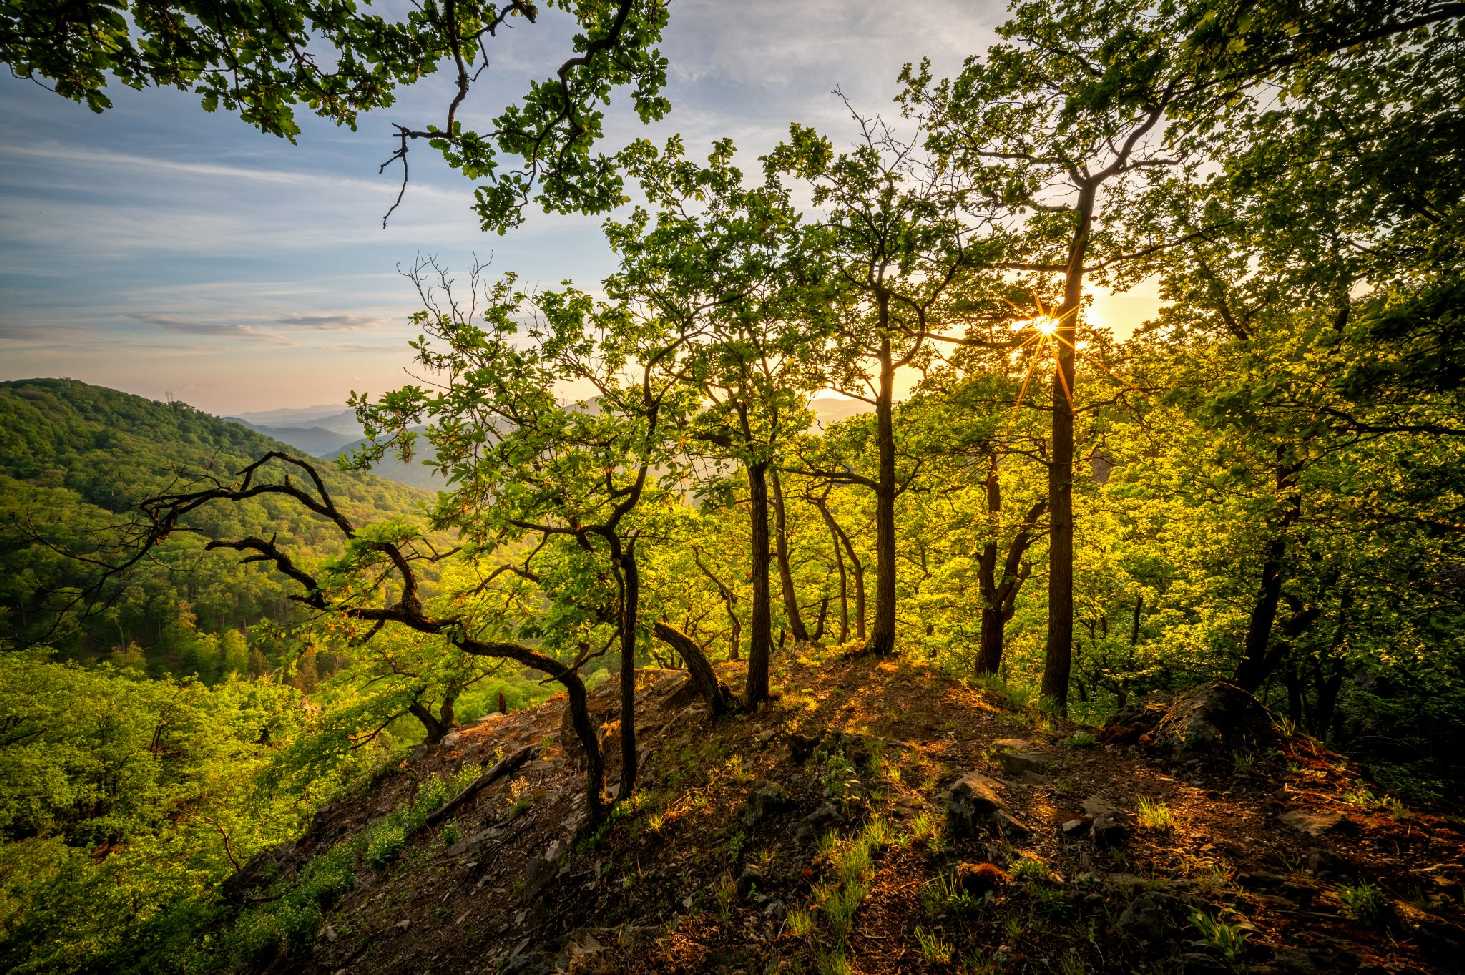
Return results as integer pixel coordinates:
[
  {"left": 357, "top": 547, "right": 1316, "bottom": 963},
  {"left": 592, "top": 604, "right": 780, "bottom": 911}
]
[{"left": 237, "top": 648, "right": 1465, "bottom": 974}]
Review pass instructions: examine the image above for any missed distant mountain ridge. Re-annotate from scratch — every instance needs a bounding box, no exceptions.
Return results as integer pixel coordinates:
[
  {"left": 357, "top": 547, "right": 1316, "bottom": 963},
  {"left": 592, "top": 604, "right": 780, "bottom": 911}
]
[{"left": 226, "top": 419, "right": 360, "bottom": 457}]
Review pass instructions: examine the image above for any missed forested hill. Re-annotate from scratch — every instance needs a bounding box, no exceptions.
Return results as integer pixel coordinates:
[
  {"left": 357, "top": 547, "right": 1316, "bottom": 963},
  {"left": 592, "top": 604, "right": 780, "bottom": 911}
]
[{"left": 0, "top": 378, "right": 428, "bottom": 673}]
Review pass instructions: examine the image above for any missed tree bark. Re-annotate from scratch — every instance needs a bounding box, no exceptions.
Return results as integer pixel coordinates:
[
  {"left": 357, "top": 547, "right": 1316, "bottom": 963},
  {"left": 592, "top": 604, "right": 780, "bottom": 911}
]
[
  {"left": 653, "top": 621, "right": 729, "bottom": 716},
  {"left": 409, "top": 699, "right": 450, "bottom": 745},
  {"left": 770, "top": 469, "right": 810, "bottom": 643},
  {"left": 1040, "top": 179, "right": 1097, "bottom": 713},
  {"left": 867, "top": 327, "right": 898, "bottom": 657},
  {"left": 1234, "top": 463, "right": 1302, "bottom": 692},
  {"left": 976, "top": 462, "right": 1046, "bottom": 677},
  {"left": 746, "top": 461, "right": 773, "bottom": 704},
  {"left": 616, "top": 541, "right": 640, "bottom": 802},
  {"left": 812, "top": 492, "right": 861, "bottom": 641}
]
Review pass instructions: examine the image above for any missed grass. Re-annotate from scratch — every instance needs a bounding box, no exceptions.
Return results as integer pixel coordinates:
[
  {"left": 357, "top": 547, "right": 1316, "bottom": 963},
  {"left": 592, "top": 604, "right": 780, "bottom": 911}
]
[
  {"left": 920, "top": 871, "right": 980, "bottom": 919},
  {"left": 1136, "top": 797, "right": 1175, "bottom": 830},
  {"left": 914, "top": 925, "right": 954, "bottom": 964},
  {"left": 1008, "top": 855, "right": 1055, "bottom": 885},
  {"left": 1065, "top": 730, "right": 1099, "bottom": 749},
  {"left": 809, "top": 817, "right": 892, "bottom": 948},
  {"left": 1338, "top": 882, "right": 1391, "bottom": 927},
  {"left": 1189, "top": 909, "right": 1249, "bottom": 964}
]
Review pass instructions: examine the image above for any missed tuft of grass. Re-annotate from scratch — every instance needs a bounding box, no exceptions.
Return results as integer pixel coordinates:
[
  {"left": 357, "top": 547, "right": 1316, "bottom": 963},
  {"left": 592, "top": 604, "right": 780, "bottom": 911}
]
[
  {"left": 1189, "top": 909, "right": 1248, "bottom": 963},
  {"left": 914, "top": 926, "right": 954, "bottom": 965},
  {"left": 906, "top": 808, "right": 942, "bottom": 848},
  {"left": 1232, "top": 751, "right": 1257, "bottom": 775},
  {"left": 715, "top": 872, "right": 737, "bottom": 921},
  {"left": 438, "top": 821, "right": 460, "bottom": 847},
  {"left": 920, "top": 871, "right": 980, "bottom": 919},
  {"left": 1008, "top": 855, "right": 1054, "bottom": 885},
  {"left": 1136, "top": 797, "right": 1175, "bottom": 830},
  {"left": 786, "top": 907, "right": 816, "bottom": 938},
  {"left": 1065, "top": 730, "right": 1099, "bottom": 749},
  {"left": 1338, "top": 882, "right": 1390, "bottom": 927},
  {"left": 1058, "top": 951, "right": 1087, "bottom": 975}
]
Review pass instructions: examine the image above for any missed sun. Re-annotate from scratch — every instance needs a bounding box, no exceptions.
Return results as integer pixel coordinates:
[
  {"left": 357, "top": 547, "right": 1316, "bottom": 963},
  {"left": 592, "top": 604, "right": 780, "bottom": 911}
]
[{"left": 1031, "top": 315, "right": 1060, "bottom": 336}]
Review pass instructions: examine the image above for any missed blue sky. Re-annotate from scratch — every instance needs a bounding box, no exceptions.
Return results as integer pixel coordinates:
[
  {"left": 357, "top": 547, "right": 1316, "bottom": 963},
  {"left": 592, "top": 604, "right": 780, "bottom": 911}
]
[{"left": 0, "top": 1, "right": 1150, "bottom": 413}]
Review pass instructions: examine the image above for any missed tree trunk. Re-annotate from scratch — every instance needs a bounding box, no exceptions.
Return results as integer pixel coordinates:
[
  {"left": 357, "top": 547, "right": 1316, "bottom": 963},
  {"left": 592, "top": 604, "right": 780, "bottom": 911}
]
[
  {"left": 1040, "top": 180, "right": 1097, "bottom": 714},
  {"left": 409, "top": 699, "right": 450, "bottom": 745},
  {"left": 976, "top": 607, "right": 1005, "bottom": 677},
  {"left": 812, "top": 493, "right": 854, "bottom": 642},
  {"left": 560, "top": 669, "right": 606, "bottom": 823},
  {"left": 693, "top": 550, "right": 740, "bottom": 660},
  {"left": 976, "top": 464, "right": 1044, "bottom": 678},
  {"left": 746, "top": 461, "right": 774, "bottom": 704},
  {"left": 770, "top": 469, "right": 810, "bottom": 643},
  {"left": 867, "top": 328, "right": 898, "bottom": 657},
  {"left": 1234, "top": 464, "right": 1302, "bottom": 692},
  {"left": 653, "top": 621, "right": 729, "bottom": 717},
  {"left": 616, "top": 542, "right": 640, "bottom": 802}
]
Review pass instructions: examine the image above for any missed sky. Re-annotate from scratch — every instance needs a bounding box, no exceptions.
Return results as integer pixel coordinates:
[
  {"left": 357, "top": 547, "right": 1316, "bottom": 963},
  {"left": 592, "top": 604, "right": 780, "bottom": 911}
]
[{"left": 0, "top": 1, "right": 1156, "bottom": 415}]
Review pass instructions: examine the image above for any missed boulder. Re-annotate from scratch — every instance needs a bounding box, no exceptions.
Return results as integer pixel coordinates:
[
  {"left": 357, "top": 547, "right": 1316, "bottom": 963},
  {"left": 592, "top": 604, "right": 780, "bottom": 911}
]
[
  {"left": 1114, "top": 888, "right": 1192, "bottom": 945},
  {"left": 1149, "top": 681, "right": 1279, "bottom": 757},
  {"left": 946, "top": 773, "right": 1029, "bottom": 839},
  {"left": 1091, "top": 810, "right": 1132, "bottom": 849},
  {"left": 746, "top": 782, "right": 796, "bottom": 823},
  {"left": 1279, "top": 809, "right": 1356, "bottom": 837},
  {"left": 991, "top": 739, "right": 1051, "bottom": 777},
  {"left": 1059, "top": 817, "right": 1091, "bottom": 840}
]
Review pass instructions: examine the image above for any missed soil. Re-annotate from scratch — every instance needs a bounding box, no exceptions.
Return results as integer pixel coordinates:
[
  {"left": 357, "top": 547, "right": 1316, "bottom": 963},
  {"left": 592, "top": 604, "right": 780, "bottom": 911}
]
[{"left": 249, "top": 649, "right": 1465, "bottom": 974}]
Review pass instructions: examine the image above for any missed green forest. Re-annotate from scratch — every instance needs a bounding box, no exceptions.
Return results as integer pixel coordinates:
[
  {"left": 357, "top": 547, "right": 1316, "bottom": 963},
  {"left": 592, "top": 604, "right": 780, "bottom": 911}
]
[{"left": 1, "top": 1, "right": 1462, "bottom": 973}]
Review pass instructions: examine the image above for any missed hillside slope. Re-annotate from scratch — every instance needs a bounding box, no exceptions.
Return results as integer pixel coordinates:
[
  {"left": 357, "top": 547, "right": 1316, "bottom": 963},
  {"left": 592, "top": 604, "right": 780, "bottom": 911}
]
[
  {"left": 222, "top": 651, "right": 1465, "bottom": 975},
  {"left": 0, "top": 378, "right": 429, "bottom": 665}
]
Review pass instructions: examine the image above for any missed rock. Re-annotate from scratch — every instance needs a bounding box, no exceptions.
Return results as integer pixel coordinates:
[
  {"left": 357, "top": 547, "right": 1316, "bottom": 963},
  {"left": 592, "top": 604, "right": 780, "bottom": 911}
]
[
  {"left": 1269, "top": 946, "right": 1321, "bottom": 974},
  {"left": 1060, "top": 817, "right": 1091, "bottom": 840},
  {"left": 946, "top": 772, "right": 1006, "bottom": 835},
  {"left": 1149, "top": 681, "right": 1279, "bottom": 758},
  {"left": 992, "top": 739, "right": 1051, "bottom": 777},
  {"left": 794, "top": 802, "right": 842, "bottom": 844},
  {"left": 662, "top": 679, "right": 701, "bottom": 711},
  {"left": 394, "top": 918, "right": 412, "bottom": 932},
  {"left": 1099, "top": 701, "right": 1168, "bottom": 745},
  {"left": 1237, "top": 870, "right": 1288, "bottom": 891},
  {"left": 955, "top": 862, "right": 1011, "bottom": 898},
  {"left": 558, "top": 694, "right": 618, "bottom": 767},
  {"left": 1305, "top": 847, "right": 1343, "bottom": 877},
  {"left": 736, "top": 865, "right": 765, "bottom": 898},
  {"left": 1091, "top": 810, "right": 1132, "bottom": 849},
  {"left": 1082, "top": 796, "right": 1117, "bottom": 817},
  {"left": 1280, "top": 810, "right": 1356, "bottom": 837},
  {"left": 746, "top": 782, "right": 795, "bottom": 822},
  {"left": 1114, "top": 888, "right": 1191, "bottom": 944},
  {"left": 788, "top": 733, "right": 821, "bottom": 764},
  {"left": 763, "top": 899, "right": 787, "bottom": 921}
]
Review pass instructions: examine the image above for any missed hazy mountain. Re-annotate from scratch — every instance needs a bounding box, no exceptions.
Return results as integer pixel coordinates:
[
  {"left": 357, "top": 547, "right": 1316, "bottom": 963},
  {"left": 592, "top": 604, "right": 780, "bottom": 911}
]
[
  {"left": 226, "top": 419, "right": 359, "bottom": 457},
  {"left": 232, "top": 404, "right": 362, "bottom": 433},
  {"left": 327, "top": 427, "right": 443, "bottom": 491}
]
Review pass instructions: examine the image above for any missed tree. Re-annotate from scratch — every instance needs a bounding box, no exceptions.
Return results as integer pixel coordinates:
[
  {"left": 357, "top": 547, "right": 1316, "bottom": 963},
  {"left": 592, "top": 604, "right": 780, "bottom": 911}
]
[
  {"left": 1, "top": 0, "right": 672, "bottom": 231},
  {"left": 769, "top": 105, "right": 997, "bottom": 656},
  {"left": 901, "top": 0, "right": 1232, "bottom": 709},
  {"left": 605, "top": 136, "right": 832, "bottom": 703}
]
